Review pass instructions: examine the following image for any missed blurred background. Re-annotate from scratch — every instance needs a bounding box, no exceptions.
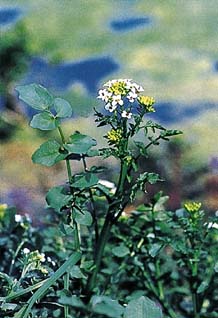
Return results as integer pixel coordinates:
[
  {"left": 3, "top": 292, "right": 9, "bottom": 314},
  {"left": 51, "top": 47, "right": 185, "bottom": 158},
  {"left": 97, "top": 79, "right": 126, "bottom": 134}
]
[{"left": 1, "top": 0, "right": 218, "bottom": 222}]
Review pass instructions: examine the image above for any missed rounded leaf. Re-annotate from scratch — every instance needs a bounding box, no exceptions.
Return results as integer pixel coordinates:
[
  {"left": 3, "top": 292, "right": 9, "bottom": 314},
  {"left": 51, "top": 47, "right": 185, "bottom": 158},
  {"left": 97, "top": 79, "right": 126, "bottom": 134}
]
[
  {"left": 32, "top": 140, "right": 67, "bottom": 166},
  {"left": 16, "top": 84, "right": 54, "bottom": 110},
  {"left": 124, "top": 296, "right": 162, "bottom": 318},
  {"left": 65, "top": 133, "right": 97, "bottom": 155},
  {"left": 112, "top": 244, "right": 130, "bottom": 258},
  {"left": 54, "top": 97, "right": 73, "bottom": 118},
  {"left": 30, "top": 112, "right": 59, "bottom": 130},
  {"left": 74, "top": 209, "right": 92, "bottom": 226}
]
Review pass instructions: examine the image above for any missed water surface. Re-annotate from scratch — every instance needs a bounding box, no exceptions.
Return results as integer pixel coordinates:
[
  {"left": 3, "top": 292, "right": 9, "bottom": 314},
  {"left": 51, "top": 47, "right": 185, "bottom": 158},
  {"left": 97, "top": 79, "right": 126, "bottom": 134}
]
[
  {"left": 23, "top": 56, "right": 119, "bottom": 93},
  {"left": 111, "top": 16, "right": 152, "bottom": 31},
  {"left": 0, "top": 7, "right": 22, "bottom": 27}
]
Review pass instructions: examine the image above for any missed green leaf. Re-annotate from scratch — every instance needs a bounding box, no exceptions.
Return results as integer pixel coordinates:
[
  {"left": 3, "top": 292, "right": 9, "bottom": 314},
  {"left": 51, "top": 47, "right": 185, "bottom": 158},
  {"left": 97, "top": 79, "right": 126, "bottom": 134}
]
[
  {"left": 153, "top": 193, "right": 169, "bottom": 212},
  {"left": 14, "top": 305, "right": 28, "bottom": 318},
  {"left": 91, "top": 296, "right": 124, "bottom": 318},
  {"left": 65, "top": 133, "right": 97, "bottom": 155},
  {"left": 147, "top": 173, "right": 161, "bottom": 184},
  {"left": 30, "top": 112, "right": 59, "bottom": 130},
  {"left": 74, "top": 208, "right": 92, "bottom": 226},
  {"left": 148, "top": 243, "right": 163, "bottom": 258},
  {"left": 46, "top": 186, "right": 72, "bottom": 212},
  {"left": 72, "top": 172, "right": 99, "bottom": 189},
  {"left": 1, "top": 302, "right": 17, "bottom": 311},
  {"left": 54, "top": 97, "right": 72, "bottom": 118},
  {"left": 32, "top": 140, "right": 67, "bottom": 166},
  {"left": 214, "top": 262, "right": 218, "bottom": 273},
  {"left": 0, "top": 272, "right": 14, "bottom": 287},
  {"left": 59, "top": 223, "right": 74, "bottom": 236},
  {"left": 197, "top": 281, "right": 209, "bottom": 294},
  {"left": 58, "top": 290, "right": 85, "bottom": 308},
  {"left": 124, "top": 296, "right": 162, "bottom": 318},
  {"left": 112, "top": 244, "right": 130, "bottom": 258},
  {"left": 161, "top": 129, "right": 183, "bottom": 138},
  {"left": 16, "top": 84, "right": 54, "bottom": 110},
  {"left": 70, "top": 265, "right": 86, "bottom": 279}
]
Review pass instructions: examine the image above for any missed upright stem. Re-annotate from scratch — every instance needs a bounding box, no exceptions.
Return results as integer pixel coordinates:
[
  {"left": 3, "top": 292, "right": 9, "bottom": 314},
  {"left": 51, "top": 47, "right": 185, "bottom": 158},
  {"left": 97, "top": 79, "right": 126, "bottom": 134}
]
[
  {"left": 87, "top": 119, "right": 129, "bottom": 294},
  {"left": 191, "top": 258, "right": 200, "bottom": 318},
  {"left": 82, "top": 156, "right": 99, "bottom": 243},
  {"left": 9, "top": 240, "right": 27, "bottom": 275},
  {"left": 192, "top": 292, "right": 200, "bottom": 318},
  {"left": 57, "top": 125, "right": 80, "bottom": 317},
  {"left": 87, "top": 214, "right": 112, "bottom": 292},
  {"left": 57, "top": 126, "right": 72, "bottom": 179},
  {"left": 87, "top": 162, "right": 128, "bottom": 293},
  {"left": 64, "top": 272, "right": 70, "bottom": 318}
]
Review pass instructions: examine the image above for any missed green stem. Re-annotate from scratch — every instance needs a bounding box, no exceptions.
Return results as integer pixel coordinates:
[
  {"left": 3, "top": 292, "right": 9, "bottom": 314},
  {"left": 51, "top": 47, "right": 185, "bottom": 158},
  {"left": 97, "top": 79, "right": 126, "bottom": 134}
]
[
  {"left": 57, "top": 125, "right": 80, "bottom": 318},
  {"left": 87, "top": 119, "right": 130, "bottom": 294},
  {"left": 82, "top": 156, "right": 99, "bottom": 243},
  {"left": 74, "top": 220, "right": 80, "bottom": 251},
  {"left": 9, "top": 239, "right": 27, "bottom": 275},
  {"left": 150, "top": 207, "right": 177, "bottom": 318},
  {"left": 192, "top": 292, "right": 200, "bottom": 318},
  {"left": 19, "top": 252, "right": 81, "bottom": 318},
  {"left": 188, "top": 238, "right": 200, "bottom": 318},
  {"left": 64, "top": 271, "right": 70, "bottom": 318},
  {"left": 155, "top": 259, "right": 164, "bottom": 300},
  {"left": 58, "top": 126, "right": 72, "bottom": 179},
  {"left": 87, "top": 215, "right": 112, "bottom": 292},
  {"left": 0, "top": 279, "right": 49, "bottom": 302}
]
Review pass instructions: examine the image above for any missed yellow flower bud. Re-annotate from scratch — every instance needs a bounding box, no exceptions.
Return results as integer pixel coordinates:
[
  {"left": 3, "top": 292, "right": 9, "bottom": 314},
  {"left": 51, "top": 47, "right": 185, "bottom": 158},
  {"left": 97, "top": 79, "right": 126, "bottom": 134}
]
[
  {"left": 184, "top": 202, "right": 202, "bottom": 213},
  {"left": 107, "top": 128, "right": 122, "bottom": 144},
  {"left": 108, "top": 81, "right": 128, "bottom": 95},
  {"left": 138, "top": 96, "right": 155, "bottom": 112}
]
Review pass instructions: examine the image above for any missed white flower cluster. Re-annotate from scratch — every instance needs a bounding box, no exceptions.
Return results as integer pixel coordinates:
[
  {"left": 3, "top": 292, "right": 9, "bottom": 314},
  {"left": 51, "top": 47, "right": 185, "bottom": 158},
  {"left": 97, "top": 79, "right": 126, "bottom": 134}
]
[{"left": 97, "top": 79, "right": 144, "bottom": 119}]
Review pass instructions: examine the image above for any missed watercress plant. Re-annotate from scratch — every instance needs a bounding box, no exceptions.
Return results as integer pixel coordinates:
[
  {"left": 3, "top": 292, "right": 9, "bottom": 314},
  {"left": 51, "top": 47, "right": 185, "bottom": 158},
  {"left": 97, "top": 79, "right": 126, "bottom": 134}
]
[{"left": 5, "top": 79, "right": 216, "bottom": 318}]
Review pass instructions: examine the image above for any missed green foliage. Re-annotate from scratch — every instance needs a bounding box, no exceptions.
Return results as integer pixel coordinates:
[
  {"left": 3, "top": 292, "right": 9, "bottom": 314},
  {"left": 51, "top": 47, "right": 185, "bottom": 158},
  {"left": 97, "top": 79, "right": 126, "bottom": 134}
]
[
  {"left": 74, "top": 208, "right": 93, "bottom": 226},
  {"left": 64, "top": 132, "right": 97, "bottom": 155},
  {"left": 16, "top": 84, "right": 54, "bottom": 111},
  {"left": 46, "top": 186, "right": 72, "bottom": 212},
  {"left": 124, "top": 296, "right": 163, "bottom": 318},
  {"left": 91, "top": 295, "right": 124, "bottom": 318},
  {"left": 30, "top": 111, "right": 59, "bottom": 130},
  {"left": 3, "top": 80, "right": 217, "bottom": 318},
  {"left": 112, "top": 244, "right": 130, "bottom": 258},
  {"left": 32, "top": 140, "right": 66, "bottom": 166},
  {"left": 54, "top": 98, "right": 73, "bottom": 118},
  {"left": 71, "top": 172, "right": 99, "bottom": 189}
]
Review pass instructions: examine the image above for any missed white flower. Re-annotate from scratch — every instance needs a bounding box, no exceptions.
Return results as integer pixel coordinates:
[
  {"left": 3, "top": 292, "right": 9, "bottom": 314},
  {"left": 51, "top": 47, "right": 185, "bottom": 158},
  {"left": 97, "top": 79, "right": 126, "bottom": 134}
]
[
  {"left": 23, "top": 248, "right": 30, "bottom": 255},
  {"left": 147, "top": 233, "right": 155, "bottom": 238},
  {"left": 47, "top": 256, "right": 56, "bottom": 266},
  {"left": 105, "top": 103, "right": 117, "bottom": 112},
  {"left": 97, "top": 89, "right": 112, "bottom": 102},
  {"left": 39, "top": 253, "right": 46, "bottom": 262},
  {"left": 98, "top": 179, "right": 116, "bottom": 189},
  {"left": 104, "top": 79, "right": 116, "bottom": 87},
  {"left": 15, "top": 214, "right": 23, "bottom": 223},
  {"left": 207, "top": 222, "right": 218, "bottom": 229},
  {"left": 121, "top": 110, "right": 132, "bottom": 119},
  {"left": 111, "top": 94, "right": 124, "bottom": 106},
  {"left": 127, "top": 90, "right": 138, "bottom": 103},
  {"left": 98, "top": 179, "right": 116, "bottom": 194},
  {"left": 132, "top": 83, "right": 144, "bottom": 92}
]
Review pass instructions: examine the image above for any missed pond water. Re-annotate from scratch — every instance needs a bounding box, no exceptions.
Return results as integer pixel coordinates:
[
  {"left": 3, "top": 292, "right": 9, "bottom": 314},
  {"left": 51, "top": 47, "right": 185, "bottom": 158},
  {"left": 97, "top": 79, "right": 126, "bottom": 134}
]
[
  {"left": 213, "top": 61, "right": 218, "bottom": 72},
  {"left": 23, "top": 56, "right": 119, "bottom": 94},
  {"left": 150, "top": 101, "right": 217, "bottom": 124},
  {"left": 0, "top": 7, "right": 22, "bottom": 27},
  {"left": 110, "top": 16, "right": 152, "bottom": 31}
]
